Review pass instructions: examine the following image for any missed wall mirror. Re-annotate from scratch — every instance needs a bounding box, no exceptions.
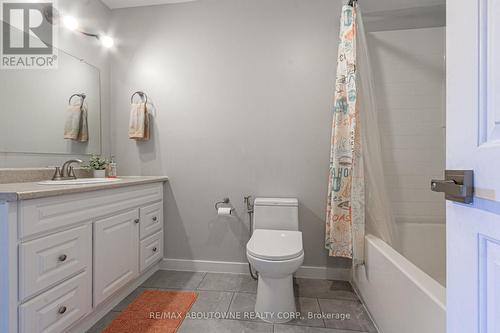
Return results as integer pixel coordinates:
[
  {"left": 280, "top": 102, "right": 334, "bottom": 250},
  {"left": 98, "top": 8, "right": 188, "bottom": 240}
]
[{"left": 0, "top": 50, "right": 102, "bottom": 155}]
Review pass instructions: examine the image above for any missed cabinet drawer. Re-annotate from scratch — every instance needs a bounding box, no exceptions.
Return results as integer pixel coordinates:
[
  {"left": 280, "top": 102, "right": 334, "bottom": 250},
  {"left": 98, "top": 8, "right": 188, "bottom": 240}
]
[
  {"left": 19, "top": 270, "right": 91, "bottom": 333},
  {"left": 139, "top": 202, "right": 163, "bottom": 239},
  {"left": 19, "top": 224, "right": 91, "bottom": 301},
  {"left": 140, "top": 231, "right": 163, "bottom": 272}
]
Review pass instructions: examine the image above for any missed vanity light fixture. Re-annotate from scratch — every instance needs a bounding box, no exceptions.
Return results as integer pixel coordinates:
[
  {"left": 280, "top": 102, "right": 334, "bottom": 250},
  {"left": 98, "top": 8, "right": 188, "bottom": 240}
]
[
  {"left": 69, "top": 28, "right": 115, "bottom": 49},
  {"left": 62, "top": 15, "right": 79, "bottom": 31},
  {"left": 99, "top": 35, "right": 115, "bottom": 48},
  {"left": 57, "top": 11, "right": 115, "bottom": 48},
  {"left": 75, "top": 30, "right": 114, "bottom": 48}
]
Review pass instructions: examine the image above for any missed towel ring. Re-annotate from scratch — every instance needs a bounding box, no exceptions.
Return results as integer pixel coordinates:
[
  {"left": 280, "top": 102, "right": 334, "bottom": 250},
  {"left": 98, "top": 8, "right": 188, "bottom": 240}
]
[
  {"left": 69, "top": 93, "right": 86, "bottom": 105},
  {"left": 131, "top": 91, "right": 148, "bottom": 104}
]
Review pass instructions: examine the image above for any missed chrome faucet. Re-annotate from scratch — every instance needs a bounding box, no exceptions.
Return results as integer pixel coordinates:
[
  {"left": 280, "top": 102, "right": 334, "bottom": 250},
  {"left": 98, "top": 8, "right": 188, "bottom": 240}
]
[{"left": 52, "top": 159, "right": 83, "bottom": 180}]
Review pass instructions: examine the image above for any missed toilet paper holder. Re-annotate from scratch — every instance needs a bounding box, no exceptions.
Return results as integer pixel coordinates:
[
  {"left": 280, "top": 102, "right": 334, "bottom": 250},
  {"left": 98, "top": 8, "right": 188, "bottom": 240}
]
[{"left": 215, "top": 197, "right": 234, "bottom": 214}]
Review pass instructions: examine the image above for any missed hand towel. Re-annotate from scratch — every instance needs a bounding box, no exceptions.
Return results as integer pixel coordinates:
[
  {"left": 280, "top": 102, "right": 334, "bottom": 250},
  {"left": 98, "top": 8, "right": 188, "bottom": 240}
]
[
  {"left": 77, "top": 104, "right": 89, "bottom": 142},
  {"left": 128, "top": 102, "right": 150, "bottom": 141},
  {"left": 64, "top": 102, "right": 88, "bottom": 142}
]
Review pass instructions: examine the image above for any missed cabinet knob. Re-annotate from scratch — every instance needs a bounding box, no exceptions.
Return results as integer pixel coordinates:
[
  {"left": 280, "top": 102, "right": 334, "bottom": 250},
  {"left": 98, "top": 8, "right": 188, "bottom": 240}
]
[
  {"left": 58, "top": 254, "right": 67, "bottom": 262},
  {"left": 152, "top": 216, "right": 158, "bottom": 222},
  {"left": 134, "top": 219, "right": 140, "bottom": 224},
  {"left": 152, "top": 247, "right": 158, "bottom": 252},
  {"left": 58, "top": 306, "right": 67, "bottom": 314}
]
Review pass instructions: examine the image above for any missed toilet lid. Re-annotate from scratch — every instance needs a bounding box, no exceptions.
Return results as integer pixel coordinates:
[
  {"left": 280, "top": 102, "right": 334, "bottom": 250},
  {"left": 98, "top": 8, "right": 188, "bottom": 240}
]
[{"left": 247, "top": 229, "right": 303, "bottom": 261}]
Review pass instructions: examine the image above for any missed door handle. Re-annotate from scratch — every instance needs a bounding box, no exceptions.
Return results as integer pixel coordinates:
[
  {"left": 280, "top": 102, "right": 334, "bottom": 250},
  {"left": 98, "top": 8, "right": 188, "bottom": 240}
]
[
  {"left": 431, "top": 170, "right": 474, "bottom": 204},
  {"left": 431, "top": 180, "right": 465, "bottom": 197}
]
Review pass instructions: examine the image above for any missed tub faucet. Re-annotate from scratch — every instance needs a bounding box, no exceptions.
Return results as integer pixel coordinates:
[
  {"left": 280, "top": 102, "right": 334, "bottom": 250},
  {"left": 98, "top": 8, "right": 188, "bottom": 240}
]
[{"left": 52, "top": 159, "right": 83, "bottom": 180}]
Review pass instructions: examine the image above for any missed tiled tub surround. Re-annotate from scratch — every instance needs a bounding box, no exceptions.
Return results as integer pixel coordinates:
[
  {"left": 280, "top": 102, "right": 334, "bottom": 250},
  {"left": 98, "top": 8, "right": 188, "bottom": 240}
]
[
  {"left": 0, "top": 177, "right": 167, "bottom": 333},
  {"left": 88, "top": 271, "right": 378, "bottom": 333},
  {"left": 370, "top": 27, "right": 446, "bottom": 227}
]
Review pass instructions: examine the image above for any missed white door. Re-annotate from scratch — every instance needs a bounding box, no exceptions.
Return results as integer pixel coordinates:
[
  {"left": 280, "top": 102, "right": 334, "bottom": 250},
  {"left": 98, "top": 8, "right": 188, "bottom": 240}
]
[
  {"left": 94, "top": 209, "right": 139, "bottom": 306},
  {"left": 447, "top": 1, "right": 500, "bottom": 332}
]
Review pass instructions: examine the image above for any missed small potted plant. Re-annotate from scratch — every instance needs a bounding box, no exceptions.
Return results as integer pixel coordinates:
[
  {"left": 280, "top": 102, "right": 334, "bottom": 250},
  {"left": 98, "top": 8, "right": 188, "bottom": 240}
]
[{"left": 85, "top": 154, "right": 109, "bottom": 178}]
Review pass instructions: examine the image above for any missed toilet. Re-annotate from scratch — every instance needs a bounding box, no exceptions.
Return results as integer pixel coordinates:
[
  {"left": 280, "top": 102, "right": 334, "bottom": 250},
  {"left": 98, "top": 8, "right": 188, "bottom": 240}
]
[{"left": 246, "top": 198, "right": 304, "bottom": 323}]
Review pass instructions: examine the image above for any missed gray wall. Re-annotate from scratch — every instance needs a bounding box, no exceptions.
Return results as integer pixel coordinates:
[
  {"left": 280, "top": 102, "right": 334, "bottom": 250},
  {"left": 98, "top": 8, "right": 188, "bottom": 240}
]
[
  {"left": 0, "top": 0, "right": 112, "bottom": 167},
  {"left": 110, "top": 0, "right": 350, "bottom": 268}
]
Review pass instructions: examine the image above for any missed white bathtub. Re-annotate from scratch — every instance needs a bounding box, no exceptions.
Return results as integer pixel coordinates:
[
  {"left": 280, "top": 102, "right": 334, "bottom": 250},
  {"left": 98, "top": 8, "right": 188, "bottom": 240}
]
[{"left": 353, "top": 234, "right": 446, "bottom": 333}]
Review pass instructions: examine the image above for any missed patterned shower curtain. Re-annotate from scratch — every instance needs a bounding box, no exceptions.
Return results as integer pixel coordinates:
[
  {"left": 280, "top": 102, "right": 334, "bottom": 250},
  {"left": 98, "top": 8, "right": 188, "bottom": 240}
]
[{"left": 325, "top": 4, "right": 365, "bottom": 263}]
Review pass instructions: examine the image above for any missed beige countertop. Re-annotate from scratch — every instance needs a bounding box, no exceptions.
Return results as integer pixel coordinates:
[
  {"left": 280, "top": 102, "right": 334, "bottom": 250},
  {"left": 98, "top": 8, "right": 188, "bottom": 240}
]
[{"left": 0, "top": 176, "right": 168, "bottom": 202}]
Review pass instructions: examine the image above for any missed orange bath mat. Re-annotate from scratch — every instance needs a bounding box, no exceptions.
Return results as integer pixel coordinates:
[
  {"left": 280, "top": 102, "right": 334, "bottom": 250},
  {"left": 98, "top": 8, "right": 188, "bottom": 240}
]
[{"left": 103, "top": 290, "right": 198, "bottom": 333}]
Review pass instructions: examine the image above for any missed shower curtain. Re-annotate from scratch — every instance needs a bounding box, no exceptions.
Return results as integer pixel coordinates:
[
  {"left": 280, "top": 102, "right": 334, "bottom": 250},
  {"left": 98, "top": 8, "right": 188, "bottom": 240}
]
[
  {"left": 357, "top": 8, "right": 399, "bottom": 248},
  {"left": 326, "top": 2, "right": 399, "bottom": 263},
  {"left": 326, "top": 4, "right": 365, "bottom": 262}
]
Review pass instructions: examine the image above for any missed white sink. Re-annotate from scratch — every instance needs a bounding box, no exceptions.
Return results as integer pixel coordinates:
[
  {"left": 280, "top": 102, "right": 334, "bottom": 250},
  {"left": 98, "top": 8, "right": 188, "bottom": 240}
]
[{"left": 38, "top": 178, "right": 121, "bottom": 185}]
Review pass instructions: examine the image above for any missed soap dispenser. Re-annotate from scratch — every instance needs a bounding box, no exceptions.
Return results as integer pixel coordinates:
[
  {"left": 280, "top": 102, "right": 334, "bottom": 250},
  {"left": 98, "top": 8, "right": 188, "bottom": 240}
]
[{"left": 108, "top": 156, "right": 117, "bottom": 178}]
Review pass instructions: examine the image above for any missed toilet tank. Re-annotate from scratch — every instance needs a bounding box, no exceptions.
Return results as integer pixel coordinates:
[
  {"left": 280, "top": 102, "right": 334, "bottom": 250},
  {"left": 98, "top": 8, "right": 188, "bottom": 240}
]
[{"left": 253, "top": 198, "right": 299, "bottom": 231}]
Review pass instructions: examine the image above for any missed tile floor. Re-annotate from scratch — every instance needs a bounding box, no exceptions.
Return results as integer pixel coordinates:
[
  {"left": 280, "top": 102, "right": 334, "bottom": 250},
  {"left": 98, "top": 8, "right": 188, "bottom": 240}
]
[{"left": 87, "top": 270, "right": 378, "bottom": 333}]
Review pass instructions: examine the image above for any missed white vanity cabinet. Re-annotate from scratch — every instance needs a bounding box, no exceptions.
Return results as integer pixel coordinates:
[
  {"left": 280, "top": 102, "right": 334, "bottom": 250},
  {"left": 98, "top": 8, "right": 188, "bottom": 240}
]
[{"left": 0, "top": 178, "right": 166, "bottom": 333}]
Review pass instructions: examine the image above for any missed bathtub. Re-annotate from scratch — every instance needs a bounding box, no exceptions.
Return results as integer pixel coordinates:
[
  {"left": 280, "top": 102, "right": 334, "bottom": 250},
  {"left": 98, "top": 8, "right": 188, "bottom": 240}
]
[{"left": 353, "top": 234, "right": 446, "bottom": 333}]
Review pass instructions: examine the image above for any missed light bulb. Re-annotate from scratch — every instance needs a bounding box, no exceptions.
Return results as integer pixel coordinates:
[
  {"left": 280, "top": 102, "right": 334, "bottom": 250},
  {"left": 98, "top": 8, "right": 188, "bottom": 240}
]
[
  {"left": 62, "top": 15, "right": 79, "bottom": 31},
  {"left": 100, "top": 35, "right": 114, "bottom": 48}
]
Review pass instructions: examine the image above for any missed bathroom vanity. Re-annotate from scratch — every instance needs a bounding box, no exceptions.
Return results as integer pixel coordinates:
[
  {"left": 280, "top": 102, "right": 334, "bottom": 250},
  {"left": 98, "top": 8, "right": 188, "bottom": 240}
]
[{"left": 0, "top": 176, "right": 168, "bottom": 333}]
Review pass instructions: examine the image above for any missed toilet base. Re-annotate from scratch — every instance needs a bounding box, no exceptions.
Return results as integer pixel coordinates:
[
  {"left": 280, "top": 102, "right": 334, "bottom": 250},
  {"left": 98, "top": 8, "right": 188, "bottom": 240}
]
[{"left": 254, "top": 274, "right": 297, "bottom": 324}]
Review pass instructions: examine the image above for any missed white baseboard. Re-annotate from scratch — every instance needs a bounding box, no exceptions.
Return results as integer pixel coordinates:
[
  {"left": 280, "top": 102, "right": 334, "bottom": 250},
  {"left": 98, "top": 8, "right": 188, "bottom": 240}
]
[
  {"left": 160, "top": 258, "right": 248, "bottom": 274},
  {"left": 296, "top": 264, "right": 351, "bottom": 281},
  {"left": 160, "top": 258, "right": 351, "bottom": 281}
]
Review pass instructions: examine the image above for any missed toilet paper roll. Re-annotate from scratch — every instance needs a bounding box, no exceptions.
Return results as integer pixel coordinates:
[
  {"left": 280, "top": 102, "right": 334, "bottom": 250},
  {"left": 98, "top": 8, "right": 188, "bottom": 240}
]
[{"left": 217, "top": 207, "right": 232, "bottom": 216}]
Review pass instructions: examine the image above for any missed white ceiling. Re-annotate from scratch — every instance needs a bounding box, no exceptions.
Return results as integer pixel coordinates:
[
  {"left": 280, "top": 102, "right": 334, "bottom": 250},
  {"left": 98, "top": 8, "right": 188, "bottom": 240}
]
[
  {"left": 101, "top": 0, "right": 446, "bottom": 12},
  {"left": 101, "top": 0, "right": 197, "bottom": 9}
]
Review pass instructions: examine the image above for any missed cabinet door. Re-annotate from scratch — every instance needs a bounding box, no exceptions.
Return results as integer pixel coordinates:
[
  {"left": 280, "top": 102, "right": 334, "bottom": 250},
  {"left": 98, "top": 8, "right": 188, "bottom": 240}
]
[{"left": 94, "top": 209, "right": 139, "bottom": 307}]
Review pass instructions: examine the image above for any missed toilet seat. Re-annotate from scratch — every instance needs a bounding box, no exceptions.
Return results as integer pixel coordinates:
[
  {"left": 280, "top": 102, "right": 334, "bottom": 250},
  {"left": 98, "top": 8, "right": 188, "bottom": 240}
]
[{"left": 247, "top": 229, "right": 303, "bottom": 261}]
